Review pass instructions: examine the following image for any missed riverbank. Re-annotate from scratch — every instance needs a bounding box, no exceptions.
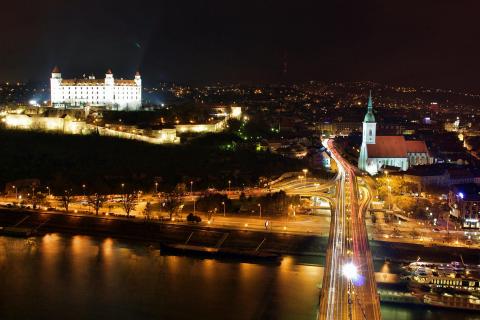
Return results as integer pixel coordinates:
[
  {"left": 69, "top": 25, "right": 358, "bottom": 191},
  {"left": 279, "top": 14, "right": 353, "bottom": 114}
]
[
  {"left": 0, "top": 209, "right": 328, "bottom": 256},
  {"left": 1, "top": 208, "right": 479, "bottom": 264}
]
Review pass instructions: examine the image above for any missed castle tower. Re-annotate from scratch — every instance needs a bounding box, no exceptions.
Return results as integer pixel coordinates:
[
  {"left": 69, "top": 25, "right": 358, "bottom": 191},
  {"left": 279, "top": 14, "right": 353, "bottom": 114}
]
[
  {"left": 50, "top": 66, "right": 62, "bottom": 106},
  {"left": 104, "top": 69, "right": 114, "bottom": 108},
  {"left": 133, "top": 71, "right": 142, "bottom": 109},
  {"left": 134, "top": 71, "right": 141, "bottom": 86},
  {"left": 358, "top": 92, "right": 377, "bottom": 171}
]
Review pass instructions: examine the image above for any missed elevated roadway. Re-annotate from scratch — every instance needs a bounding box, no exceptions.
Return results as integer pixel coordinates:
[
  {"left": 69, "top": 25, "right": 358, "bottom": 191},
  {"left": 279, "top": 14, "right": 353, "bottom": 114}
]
[{"left": 318, "top": 140, "right": 382, "bottom": 320}]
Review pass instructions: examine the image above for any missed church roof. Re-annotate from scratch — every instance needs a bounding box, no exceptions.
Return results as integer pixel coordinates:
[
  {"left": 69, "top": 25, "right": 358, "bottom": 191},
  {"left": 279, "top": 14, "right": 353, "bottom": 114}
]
[
  {"left": 367, "top": 136, "right": 407, "bottom": 158},
  {"left": 364, "top": 111, "right": 375, "bottom": 123},
  {"left": 367, "top": 136, "right": 429, "bottom": 158},
  {"left": 405, "top": 140, "right": 429, "bottom": 153}
]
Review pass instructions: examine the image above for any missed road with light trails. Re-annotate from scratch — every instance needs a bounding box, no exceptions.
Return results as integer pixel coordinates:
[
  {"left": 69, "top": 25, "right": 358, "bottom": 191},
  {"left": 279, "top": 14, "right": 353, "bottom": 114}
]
[
  {"left": 318, "top": 139, "right": 381, "bottom": 320},
  {"left": 270, "top": 176, "right": 336, "bottom": 197}
]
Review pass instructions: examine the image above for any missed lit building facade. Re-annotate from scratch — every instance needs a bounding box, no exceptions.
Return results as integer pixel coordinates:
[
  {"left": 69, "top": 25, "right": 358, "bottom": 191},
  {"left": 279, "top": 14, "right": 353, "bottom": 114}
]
[
  {"left": 50, "top": 67, "right": 141, "bottom": 110},
  {"left": 449, "top": 184, "right": 480, "bottom": 229}
]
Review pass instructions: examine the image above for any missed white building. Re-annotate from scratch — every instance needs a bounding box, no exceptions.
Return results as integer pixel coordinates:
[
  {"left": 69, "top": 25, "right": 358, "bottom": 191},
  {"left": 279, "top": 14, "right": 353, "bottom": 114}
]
[
  {"left": 50, "top": 67, "right": 141, "bottom": 110},
  {"left": 358, "top": 93, "right": 432, "bottom": 175}
]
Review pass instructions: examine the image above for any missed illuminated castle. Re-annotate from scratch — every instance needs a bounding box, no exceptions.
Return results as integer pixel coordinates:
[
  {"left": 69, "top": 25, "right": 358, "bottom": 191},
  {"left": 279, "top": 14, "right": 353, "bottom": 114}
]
[{"left": 50, "top": 67, "right": 141, "bottom": 110}]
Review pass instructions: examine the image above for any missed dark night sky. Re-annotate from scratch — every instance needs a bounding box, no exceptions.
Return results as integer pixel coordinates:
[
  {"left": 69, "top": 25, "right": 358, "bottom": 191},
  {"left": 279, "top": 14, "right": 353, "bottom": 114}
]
[{"left": 2, "top": 0, "right": 480, "bottom": 88}]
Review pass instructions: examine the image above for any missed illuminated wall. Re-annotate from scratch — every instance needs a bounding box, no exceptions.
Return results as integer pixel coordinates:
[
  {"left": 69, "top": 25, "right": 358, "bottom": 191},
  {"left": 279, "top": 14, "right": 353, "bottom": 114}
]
[
  {"left": 92, "top": 125, "right": 179, "bottom": 144},
  {"left": 175, "top": 119, "right": 227, "bottom": 134},
  {"left": 3, "top": 114, "right": 88, "bottom": 134},
  {"left": 230, "top": 106, "right": 242, "bottom": 119}
]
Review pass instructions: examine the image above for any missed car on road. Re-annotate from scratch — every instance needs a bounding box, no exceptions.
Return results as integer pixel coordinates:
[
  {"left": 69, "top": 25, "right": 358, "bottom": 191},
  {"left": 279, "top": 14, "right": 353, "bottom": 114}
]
[{"left": 186, "top": 213, "right": 202, "bottom": 223}]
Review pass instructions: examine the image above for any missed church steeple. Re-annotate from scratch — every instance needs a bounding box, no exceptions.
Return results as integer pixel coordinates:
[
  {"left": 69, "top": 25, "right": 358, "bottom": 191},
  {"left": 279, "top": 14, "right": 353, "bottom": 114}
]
[
  {"left": 368, "top": 91, "right": 373, "bottom": 111},
  {"left": 359, "top": 91, "right": 377, "bottom": 171},
  {"left": 364, "top": 90, "right": 376, "bottom": 123},
  {"left": 362, "top": 91, "right": 376, "bottom": 144}
]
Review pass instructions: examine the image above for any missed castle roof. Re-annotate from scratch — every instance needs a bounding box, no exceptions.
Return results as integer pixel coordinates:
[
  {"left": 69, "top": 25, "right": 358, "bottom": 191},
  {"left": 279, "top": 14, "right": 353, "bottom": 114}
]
[
  {"left": 60, "top": 78, "right": 136, "bottom": 86},
  {"left": 52, "top": 66, "right": 61, "bottom": 73},
  {"left": 115, "top": 79, "right": 136, "bottom": 85},
  {"left": 61, "top": 79, "right": 104, "bottom": 86},
  {"left": 367, "top": 136, "right": 428, "bottom": 158}
]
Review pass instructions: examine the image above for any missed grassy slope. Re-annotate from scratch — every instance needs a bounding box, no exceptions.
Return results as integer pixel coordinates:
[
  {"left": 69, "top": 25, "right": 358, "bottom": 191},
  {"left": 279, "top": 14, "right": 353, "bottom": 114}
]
[{"left": 0, "top": 130, "right": 306, "bottom": 193}]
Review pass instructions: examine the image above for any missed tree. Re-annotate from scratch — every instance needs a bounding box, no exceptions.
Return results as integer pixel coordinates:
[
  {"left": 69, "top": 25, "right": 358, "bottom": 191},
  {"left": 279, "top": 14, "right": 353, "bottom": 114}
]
[
  {"left": 239, "top": 192, "right": 247, "bottom": 202},
  {"left": 376, "top": 175, "right": 403, "bottom": 201},
  {"left": 164, "top": 192, "right": 183, "bottom": 220},
  {"left": 257, "top": 191, "right": 300, "bottom": 217},
  {"left": 143, "top": 201, "right": 153, "bottom": 220},
  {"left": 196, "top": 193, "right": 230, "bottom": 213},
  {"left": 28, "top": 191, "right": 46, "bottom": 210},
  {"left": 410, "top": 230, "right": 420, "bottom": 239},
  {"left": 392, "top": 227, "right": 401, "bottom": 237},
  {"left": 87, "top": 193, "right": 106, "bottom": 215},
  {"left": 174, "top": 182, "right": 187, "bottom": 195},
  {"left": 121, "top": 191, "right": 137, "bottom": 217},
  {"left": 61, "top": 189, "right": 72, "bottom": 212}
]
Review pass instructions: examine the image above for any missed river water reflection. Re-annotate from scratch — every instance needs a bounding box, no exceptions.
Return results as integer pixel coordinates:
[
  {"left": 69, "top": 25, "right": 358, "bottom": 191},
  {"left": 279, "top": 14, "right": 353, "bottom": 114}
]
[{"left": 0, "top": 234, "right": 478, "bottom": 320}]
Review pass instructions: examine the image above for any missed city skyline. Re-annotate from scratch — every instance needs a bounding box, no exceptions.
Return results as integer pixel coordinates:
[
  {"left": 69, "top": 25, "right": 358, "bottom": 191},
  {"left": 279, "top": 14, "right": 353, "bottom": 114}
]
[
  {"left": 2, "top": 2, "right": 480, "bottom": 319},
  {"left": 2, "top": 1, "right": 480, "bottom": 90}
]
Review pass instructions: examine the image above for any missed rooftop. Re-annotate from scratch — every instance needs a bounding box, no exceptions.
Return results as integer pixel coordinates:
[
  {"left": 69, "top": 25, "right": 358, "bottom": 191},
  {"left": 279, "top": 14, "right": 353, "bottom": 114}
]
[
  {"left": 60, "top": 79, "right": 137, "bottom": 86},
  {"left": 367, "top": 136, "right": 428, "bottom": 158}
]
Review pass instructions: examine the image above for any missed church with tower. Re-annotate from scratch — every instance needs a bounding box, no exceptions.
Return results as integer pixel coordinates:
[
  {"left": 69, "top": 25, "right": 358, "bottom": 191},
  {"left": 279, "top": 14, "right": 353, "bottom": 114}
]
[{"left": 358, "top": 93, "right": 432, "bottom": 175}]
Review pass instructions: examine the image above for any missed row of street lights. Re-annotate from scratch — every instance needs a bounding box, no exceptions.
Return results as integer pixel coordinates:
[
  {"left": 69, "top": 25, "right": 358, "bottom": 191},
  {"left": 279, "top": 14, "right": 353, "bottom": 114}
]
[{"left": 10, "top": 185, "right": 52, "bottom": 199}]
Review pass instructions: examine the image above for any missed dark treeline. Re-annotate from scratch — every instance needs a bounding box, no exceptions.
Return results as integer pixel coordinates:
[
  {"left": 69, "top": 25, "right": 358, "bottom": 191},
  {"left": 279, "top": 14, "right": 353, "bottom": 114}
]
[{"left": 0, "top": 129, "right": 308, "bottom": 195}]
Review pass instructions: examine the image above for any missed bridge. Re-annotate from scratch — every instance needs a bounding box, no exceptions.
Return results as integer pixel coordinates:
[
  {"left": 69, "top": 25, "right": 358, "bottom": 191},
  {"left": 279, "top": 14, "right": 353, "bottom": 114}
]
[
  {"left": 268, "top": 142, "right": 382, "bottom": 319},
  {"left": 317, "top": 140, "right": 382, "bottom": 320}
]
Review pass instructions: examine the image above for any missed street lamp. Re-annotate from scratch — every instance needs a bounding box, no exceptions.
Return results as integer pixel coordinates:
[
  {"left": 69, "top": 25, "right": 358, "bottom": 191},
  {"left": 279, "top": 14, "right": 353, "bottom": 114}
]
[
  {"left": 46, "top": 186, "right": 51, "bottom": 197},
  {"left": 343, "top": 261, "right": 359, "bottom": 317},
  {"left": 12, "top": 185, "right": 17, "bottom": 199},
  {"left": 258, "top": 203, "right": 262, "bottom": 218},
  {"left": 302, "top": 168, "right": 308, "bottom": 180},
  {"left": 342, "top": 262, "right": 359, "bottom": 281},
  {"left": 190, "top": 181, "right": 196, "bottom": 214},
  {"left": 155, "top": 182, "right": 158, "bottom": 194},
  {"left": 384, "top": 171, "right": 392, "bottom": 211},
  {"left": 82, "top": 184, "right": 86, "bottom": 198},
  {"left": 221, "top": 201, "right": 226, "bottom": 217},
  {"left": 228, "top": 180, "right": 231, "bottom": 193}
]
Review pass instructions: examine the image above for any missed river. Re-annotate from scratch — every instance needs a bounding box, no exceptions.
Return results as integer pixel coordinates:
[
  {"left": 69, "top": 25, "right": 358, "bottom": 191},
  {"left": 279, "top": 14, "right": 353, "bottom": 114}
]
[{"left": 0, "top": 234, "right": 478, "bottom": 320}]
